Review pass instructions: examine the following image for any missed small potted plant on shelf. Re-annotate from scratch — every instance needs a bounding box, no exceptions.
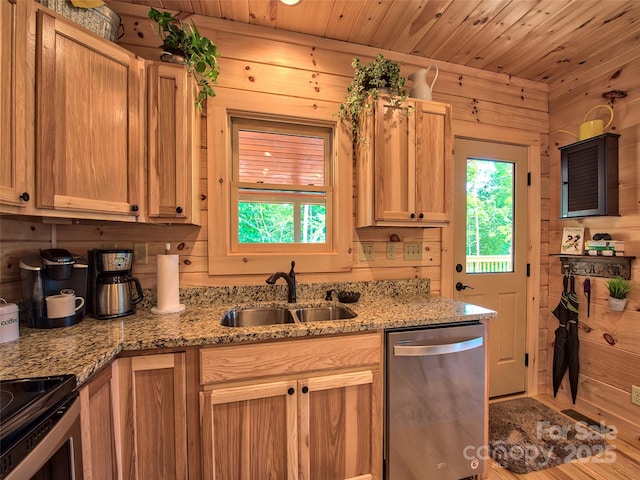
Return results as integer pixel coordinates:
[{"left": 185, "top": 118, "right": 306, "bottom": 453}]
[
  {"left": 606, "top": 276, "right": 631, "bottom": 311},
  {"left": 148, "top": 7, "right": 220, "bottom": 110},
  {"left": 338, "top": 53, "right": 408, "bottom": 142}
]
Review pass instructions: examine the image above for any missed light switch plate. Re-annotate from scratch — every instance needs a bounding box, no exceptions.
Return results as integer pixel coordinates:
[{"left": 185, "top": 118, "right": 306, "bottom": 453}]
[
  {"left": 360, "top": 242, "right": 375, "bottom": 261},
  {"left": 632, "top": 385, "right": 640, "bottom": 407},
  {"left": 404, "top": 243, "right": 422, "bottom": 261}
]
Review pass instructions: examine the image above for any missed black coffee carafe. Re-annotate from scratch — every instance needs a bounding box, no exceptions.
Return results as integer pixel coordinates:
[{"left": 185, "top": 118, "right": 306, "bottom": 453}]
[{"left": 88, "top": 249, "right": 143, "bottom": 319}]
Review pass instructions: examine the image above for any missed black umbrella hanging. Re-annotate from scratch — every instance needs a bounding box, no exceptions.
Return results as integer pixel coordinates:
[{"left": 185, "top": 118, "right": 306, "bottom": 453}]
[
  {"left": 551, "top": 274, "right": 570, "bottom": 397},
  {"left": 566, "top": 275, "right": 580, "bottom": 403}
]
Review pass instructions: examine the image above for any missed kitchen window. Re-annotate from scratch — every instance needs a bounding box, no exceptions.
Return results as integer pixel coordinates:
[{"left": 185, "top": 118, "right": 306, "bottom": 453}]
[
  {"left": 232, "top": 118, "right": 331, "bottom": 250},
  {"left": 207, "top": 95, "right": 352, "bottom": 276}
]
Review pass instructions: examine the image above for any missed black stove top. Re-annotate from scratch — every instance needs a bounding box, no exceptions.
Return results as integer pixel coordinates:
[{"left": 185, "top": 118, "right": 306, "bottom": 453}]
[{"left": 0, "top": 375, "right": 76, "bottom": 444}]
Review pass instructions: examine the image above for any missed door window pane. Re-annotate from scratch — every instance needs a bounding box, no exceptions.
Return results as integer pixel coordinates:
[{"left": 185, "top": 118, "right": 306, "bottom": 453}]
[{"left": 466, "top": 159, "right": 514, "bottom": 273}]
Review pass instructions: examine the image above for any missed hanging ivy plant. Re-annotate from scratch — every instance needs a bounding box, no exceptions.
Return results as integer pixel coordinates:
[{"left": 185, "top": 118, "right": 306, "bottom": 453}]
[
  {"left": 148, "top": 7, "right": 220, "bottom": 110},
  {"left": 338, "top": 54, "right": 408, "bottom": 142}
]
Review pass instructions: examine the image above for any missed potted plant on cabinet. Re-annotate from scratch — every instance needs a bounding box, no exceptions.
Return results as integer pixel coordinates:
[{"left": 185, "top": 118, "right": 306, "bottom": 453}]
[
  {"left": 148, "top": 7, "right": 220, "bottom": 110},
  {"left": 606, "top": 276, "right": 631, "bottom": 311},
  {"left": 338, "top": 53, "right": 408, "bottom": 142}
]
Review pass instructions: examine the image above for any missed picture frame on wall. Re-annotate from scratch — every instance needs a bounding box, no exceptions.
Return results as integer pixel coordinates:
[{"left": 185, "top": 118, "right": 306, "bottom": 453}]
[{"left": 560, "top": 227, "right": 585, "bottom": 255}]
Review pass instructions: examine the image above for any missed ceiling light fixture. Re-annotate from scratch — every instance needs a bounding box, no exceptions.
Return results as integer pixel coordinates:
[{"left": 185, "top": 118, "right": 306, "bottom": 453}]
[{"left": 280, "top": 0, "right": 301, "bottom": 5}]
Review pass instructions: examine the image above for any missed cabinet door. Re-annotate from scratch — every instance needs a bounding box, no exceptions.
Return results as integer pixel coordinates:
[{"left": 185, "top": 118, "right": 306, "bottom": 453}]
[
  {"left": 80, "top": 364, "right": 118, "bottom": 480},
  {"left": 299, "top": 370, "right": 382, "bottom": 480},
  {"left": 35, "top": 10, "right": 145, "bottom": 219},
  {"left": 414, "top": 100, "right": 451, "bottom": 223},
  {"left": 147, "top": 63, "right": 201, "bottom": 224},
  {"left": 373, "top": 98, "right": 415, "bottom": 223},
  {"left": 118, "top": 353, "right": 188, "bottom": 480},
  {"left": 201, "top": 381, "right": 299, "bottom": 480},
  {"left": 0, "top": 0, "right": 28, "bottom": 209}
]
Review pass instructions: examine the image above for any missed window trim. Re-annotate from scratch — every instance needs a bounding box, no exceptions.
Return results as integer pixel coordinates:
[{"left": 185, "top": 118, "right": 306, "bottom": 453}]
[
  {"left": 207, "top": 91, "right": 353, "bottom": 276},
  {"left": 230, "top": 116, "right": 332, "bottom": 252}
]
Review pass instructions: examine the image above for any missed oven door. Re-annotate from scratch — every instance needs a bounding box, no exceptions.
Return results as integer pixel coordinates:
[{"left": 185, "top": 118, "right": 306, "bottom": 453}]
[{"left": 4, "top": 397, "right": 83, "bottom": 480}]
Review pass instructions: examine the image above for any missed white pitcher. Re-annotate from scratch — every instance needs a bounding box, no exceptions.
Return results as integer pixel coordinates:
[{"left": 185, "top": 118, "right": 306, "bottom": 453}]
[{"left": 408, "top": 65, "right": 438, "bottom": 101}]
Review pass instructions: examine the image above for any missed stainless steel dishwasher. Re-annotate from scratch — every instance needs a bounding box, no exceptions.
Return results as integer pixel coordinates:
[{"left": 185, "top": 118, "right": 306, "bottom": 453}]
[{"left": 385, "top": 323, "right": 486, "bottom": 480}]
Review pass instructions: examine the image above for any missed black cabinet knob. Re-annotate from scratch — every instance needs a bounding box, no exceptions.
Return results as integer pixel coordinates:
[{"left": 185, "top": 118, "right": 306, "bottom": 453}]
[
  {"left": 301, "top": 386, "right": 309, "bottom": 394},
  {"left": 287, "top": 387, "right": 295, "bottom": 395},
  {"left": 418, "top": 213, "right": 424, "bottom": 219},
  {"left": 131, "top": 204, "right": 139, "bottom": 212},
  {"left": 410, "top": 213, "right": 416, "bottom": 219},
  {"left": 176, "top": 206, "right": 183, "bottom": 214},
  {"left": 19, "top": 192, "right": 30, "bottom": 202}
]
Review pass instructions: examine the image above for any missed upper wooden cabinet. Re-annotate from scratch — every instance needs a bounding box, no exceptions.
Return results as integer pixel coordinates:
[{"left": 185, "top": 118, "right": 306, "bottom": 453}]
[
  {"left": 35, "top": 9, "right": 145, "bottom": 220},
  {"left": 0, "top": 0, "right": 28, "bottom": 210},
  {"left": 147, "top": 63, "right": 201, "bottom": 225},
  {"left": 356, "top": 96, "right": 453, "bottom": 227}
]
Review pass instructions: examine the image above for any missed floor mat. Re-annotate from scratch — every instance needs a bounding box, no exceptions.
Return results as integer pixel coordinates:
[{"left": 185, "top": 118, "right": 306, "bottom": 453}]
[{"left": 489, "top": 397, "right": 607, "bottom": 474}]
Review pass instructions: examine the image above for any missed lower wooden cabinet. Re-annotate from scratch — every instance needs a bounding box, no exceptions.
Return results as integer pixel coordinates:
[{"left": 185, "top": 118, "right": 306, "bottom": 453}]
[
  {"left": 79, "top": 334, "right": 382, "bottom": 480},
  {"left": 199, "top": 333, "right": 383, "bottom": 480},
  {"left": 117, "top": 352, "right": 188, "bottom": 480},
  {"left": 80, "top": 363, "right": 118, "bottom": 480}
]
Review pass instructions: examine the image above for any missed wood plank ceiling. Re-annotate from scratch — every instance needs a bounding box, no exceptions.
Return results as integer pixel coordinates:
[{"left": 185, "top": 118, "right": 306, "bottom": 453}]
[{"left": 110, "top": 0, "right": 640, "bottom": 85}]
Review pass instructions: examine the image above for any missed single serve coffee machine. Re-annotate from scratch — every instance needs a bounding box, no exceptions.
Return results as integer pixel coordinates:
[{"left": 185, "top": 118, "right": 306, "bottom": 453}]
[
  {"left": 19, "top": 248, "right": 88, "bottom": 328},
  {"left": 88, "top": 249, "right": 143, "bottom": 319}
]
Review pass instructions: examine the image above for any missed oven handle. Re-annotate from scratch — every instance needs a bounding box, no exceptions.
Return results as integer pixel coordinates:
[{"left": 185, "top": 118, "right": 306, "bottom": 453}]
[{"left": 393, "top": 336, "right": 483, "bottom": 356}]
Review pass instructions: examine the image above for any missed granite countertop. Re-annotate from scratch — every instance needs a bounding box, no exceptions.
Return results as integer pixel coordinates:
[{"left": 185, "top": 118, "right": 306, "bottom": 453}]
[{"left": 0, "top": 279, "right": 495, "bottom": 386}]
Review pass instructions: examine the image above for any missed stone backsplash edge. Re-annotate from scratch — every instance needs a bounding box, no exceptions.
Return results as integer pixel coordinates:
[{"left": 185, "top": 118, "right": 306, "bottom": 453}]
[{"left": 139, "top": 278, "right": 430, "bottom": 310}]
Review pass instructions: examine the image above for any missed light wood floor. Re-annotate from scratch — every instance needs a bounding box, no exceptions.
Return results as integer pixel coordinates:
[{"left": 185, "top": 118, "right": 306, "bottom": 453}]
[{"left": 486, "top": 394, "right": 640, "bottom": 480}]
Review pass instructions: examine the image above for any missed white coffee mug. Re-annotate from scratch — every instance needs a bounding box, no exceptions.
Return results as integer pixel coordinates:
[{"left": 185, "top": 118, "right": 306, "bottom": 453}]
[
  {"left": 46, "top": 294, "right": 84, "bottom": 319},
  {"left": 0, "top": 298, "right": 19, "bottom": 343}
]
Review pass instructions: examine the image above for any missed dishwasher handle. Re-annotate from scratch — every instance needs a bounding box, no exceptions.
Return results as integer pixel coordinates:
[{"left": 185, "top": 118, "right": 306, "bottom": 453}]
[{"left": 393, "top": 336, "right": 483, "bottom": 357}]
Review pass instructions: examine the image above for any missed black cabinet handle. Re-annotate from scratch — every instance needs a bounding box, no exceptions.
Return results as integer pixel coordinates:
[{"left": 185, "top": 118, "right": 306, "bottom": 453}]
[
  {"left": 19, "top": 192, "right": 30, "bottom": 202},
  {"left": 176, "top": 206, "right": 183, "bottom": 214},
  {"left": 418, "top": 213, "right": 424, "bottom": 219},
  {"left": 287, "top": 387, "right": 295, "bottom": 395},
  {"left": 301, "top": 386, "right": 309, "bottom": 394},
  {"left": 410, "top": 213, "right": 416, "bottom": 219},
  {"left": 131, "top": 204, "right": 139, "bottom": 212}
]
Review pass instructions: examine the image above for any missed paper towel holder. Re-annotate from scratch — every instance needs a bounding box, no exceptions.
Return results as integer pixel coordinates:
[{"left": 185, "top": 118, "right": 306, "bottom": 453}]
[{"left": 151, "top": 245, "right": 186, "bottom": 315}]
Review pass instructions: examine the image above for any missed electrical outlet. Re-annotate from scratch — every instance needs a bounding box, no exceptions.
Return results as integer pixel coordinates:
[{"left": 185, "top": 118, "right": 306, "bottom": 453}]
[
  {"left": 404, "top": 243, "right": 422, "bottom": 261},
  {"left": 360, "top": 242, "right": 375, "bottom": 261},
  {"left": 386, "top": 242, "right": 396, "bottom": 260},
  {"left": 632, "top": 385, "right": 640, "bottom": 407},
  {"left": 133, "top": 243, "right": 148, "bottom": 265}
]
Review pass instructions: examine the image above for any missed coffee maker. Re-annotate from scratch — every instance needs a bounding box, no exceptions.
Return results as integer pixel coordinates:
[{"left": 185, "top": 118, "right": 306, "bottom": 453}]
[
  {"left": 19, "top": 249, "right": 88, "bottom": 328},
  {"left": 88, "top": 249, "right": 143, "bottom": 319}
]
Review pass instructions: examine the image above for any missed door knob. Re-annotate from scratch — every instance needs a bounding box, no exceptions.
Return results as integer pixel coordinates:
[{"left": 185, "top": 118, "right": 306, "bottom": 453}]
[{"left": 455, "top": 282, "right": 474, "bottom": 291}]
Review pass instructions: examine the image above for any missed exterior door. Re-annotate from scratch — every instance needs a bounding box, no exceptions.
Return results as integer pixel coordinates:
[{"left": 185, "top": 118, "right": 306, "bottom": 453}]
[{"left": 453, "top": 138, "right": 527, "bottom": 397}]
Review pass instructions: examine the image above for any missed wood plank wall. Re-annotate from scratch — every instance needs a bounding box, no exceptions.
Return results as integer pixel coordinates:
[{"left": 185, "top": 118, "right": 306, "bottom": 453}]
[
  {"left": 548, "top": 52, "right": 640, "bottom": 429},
  {"left": 0, "top": 0, "right": 551, "bottom": 402}
]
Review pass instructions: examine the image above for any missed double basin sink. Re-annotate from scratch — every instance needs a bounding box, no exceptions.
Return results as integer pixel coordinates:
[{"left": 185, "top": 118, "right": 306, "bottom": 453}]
[{"left": 221, "top": 305, "right": 357, "bottom": 327}]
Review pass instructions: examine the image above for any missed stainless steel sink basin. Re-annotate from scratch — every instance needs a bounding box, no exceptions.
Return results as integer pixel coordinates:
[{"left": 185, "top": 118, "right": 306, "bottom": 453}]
[
  {"left": 294, "top": 306, "right": 357, "bottom": 322},
  {"left": 220, "top": 308, "right": 295, "bottom": 327},
  {"left": 221, "top": 305, "right": 357, "bottom": 327}
]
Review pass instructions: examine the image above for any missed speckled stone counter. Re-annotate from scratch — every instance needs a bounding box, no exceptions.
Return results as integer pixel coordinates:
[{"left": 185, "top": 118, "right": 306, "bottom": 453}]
[{"left": 0, "top": 279, "right": 495, "bottom": 386}]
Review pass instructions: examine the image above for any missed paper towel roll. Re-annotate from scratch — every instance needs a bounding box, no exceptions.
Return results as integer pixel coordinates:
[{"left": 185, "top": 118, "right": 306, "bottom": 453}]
[{"left": 151, "top": 254, "right": 185, "bottom": 314}]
